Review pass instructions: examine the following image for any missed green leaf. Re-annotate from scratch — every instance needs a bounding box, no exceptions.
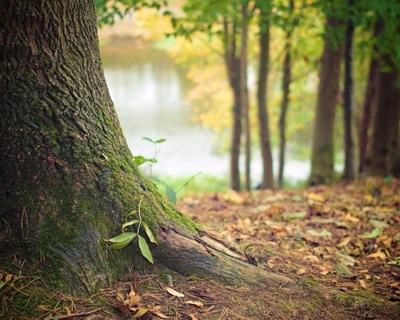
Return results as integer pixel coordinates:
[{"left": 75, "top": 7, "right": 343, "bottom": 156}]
[
  {"left": 165, "top": 184, "right": 177, "bottom": 204},
  {"left": 155, "top": 138, "right": 166, "bottom": 144},
  {"left": 142, "top": 137, "right": 154, "bottom": 143},
  {"left": 362, "top": 228, "right": 381, "bottom": 239},
  {"left": 133, "top": 156, "right": 157, "bottom": 167},
  {"left": 143, "top": 223, "right": 158, "bottom": 244},
  {"left": 122, "top": 219, "right": 139, "bottom": 231},
  {"left": 105, "top": 232, "right": 137, "bottom": 249},
  {"left": 0, "top": 281, "right": 6, "bottom": 290},
  {"left": 138, "top": 234, "right": 154, "bottom": 264}
]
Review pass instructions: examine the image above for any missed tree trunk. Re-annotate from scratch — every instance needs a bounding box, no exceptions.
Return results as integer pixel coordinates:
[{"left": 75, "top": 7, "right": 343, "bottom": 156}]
[
  {"left": 358, "top": 58, "right": 379, "bottom": 175},
  {"left": 257, "top": 4, "right": 274, "bottom": 189},
  {"left": 309, "top": 16, "right": 343, "bottom": 185},
  {"left": 364, "top": 57, "right": 400, "bottom": 176},
  {"left": 342, "top": 0, "right": 355, "bottom": 180},
  {"left": 0, "top": 0, "right": 291, "bottom": 294},
  {"left": 240, "top": 2, "right": 251, "bottom": 191},
  {"left": 278, "top": 0, "right": 294, "bottom": 189},
  {"left": 358, "top": 23, "right": 381, "bottom": 175},
  {"left": 224, "top": 20, "right": 242, "bottom": 191}
]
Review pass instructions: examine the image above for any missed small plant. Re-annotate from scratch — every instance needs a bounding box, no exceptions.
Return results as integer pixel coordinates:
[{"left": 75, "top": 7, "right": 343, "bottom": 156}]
[
  {"left": 104, "top": 200, "right": 157, "bottom": 264},
  {"left": 133, "top": 137, "right": 166, "bottom": 176}
]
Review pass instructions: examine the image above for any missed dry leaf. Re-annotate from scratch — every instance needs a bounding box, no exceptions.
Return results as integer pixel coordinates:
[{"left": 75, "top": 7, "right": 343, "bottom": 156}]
[
  {"left": 297, "top": 268, "right": 306, "bottom": 275},
  {"left": 367, "top": 250, "right": 387, "bottom": 260},
  {"left": 116, "top": 287, "right": 125, "bottom": 302},
  {"left": 165, "top": 287, "right": 185, "bottom": 298},
  {"left": 189, "top": 314, "right": 200, "bottom": 320},
  {"left": 359, "top": 280, "right": 368, "bottom": 289},
  {"left": 307, "top": 193, "right": 325, "bottom": 203},
  {"left": 337, "top": 237, "right": 351, "bottom": 248},
  {"left": 133, "top": 308, "right": 148, "bottom": 318},
  {"left": 153, "top": 311, "right": 169, "bottom": 319},
  {"left": 185, "top": 300, "right": 204, "bottom": 308}
]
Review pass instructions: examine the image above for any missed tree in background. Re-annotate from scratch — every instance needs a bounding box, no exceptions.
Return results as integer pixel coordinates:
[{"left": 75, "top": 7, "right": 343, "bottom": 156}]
[
  {"left": 309, "top": 10, "right": 343, "bottom": 185},
  {"left": 342, "top": 0, "right": 355, "bottom": 180},
  {"left": 256, "top": 0, "right": 274, "bottom": 189},
  {"left": 0, "top": 0, "right": 289, "bottom": 293},
  {"left": 278, "top": 0, "right": 294, "bottom": 188}
]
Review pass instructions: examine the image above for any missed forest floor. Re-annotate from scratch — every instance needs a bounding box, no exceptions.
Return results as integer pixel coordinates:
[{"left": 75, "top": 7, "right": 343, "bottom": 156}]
[{"left": 2, "top": 178, "right": 400, "bottom": 319}]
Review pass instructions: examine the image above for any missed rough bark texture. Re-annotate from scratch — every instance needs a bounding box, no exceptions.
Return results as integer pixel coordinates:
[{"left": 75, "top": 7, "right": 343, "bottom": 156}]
[
  {"left": 278, "top": 0, "right": 293, "bottom": 189},
  {"left": 309, "top": 17, "right": 343, "bottom": 185},
  {"left": 364, "top": 58, "right": 400, "bottom": 176},
  {"left": 257, "top": 7, "right": 274, "bottom": 190},
  {"left": 1, "top": 0, "right": 291, "bottom": 294},
  {"left": 224, "top": 20, "right": 242, "bottom": 191},
  {"left": 342, "top": 0, "right": 355, "bottom": 180}
]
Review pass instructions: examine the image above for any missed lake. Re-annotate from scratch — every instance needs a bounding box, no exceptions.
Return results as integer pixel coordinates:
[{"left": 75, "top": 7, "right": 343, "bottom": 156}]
[{"left": 100, "top": 40, "right": 309, "bottom": 186}]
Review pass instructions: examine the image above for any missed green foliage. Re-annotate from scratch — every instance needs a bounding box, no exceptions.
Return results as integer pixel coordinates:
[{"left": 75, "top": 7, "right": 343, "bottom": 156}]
[
  {"left": 104, "top": 201, "right": 157, "bottom": 263},
  {"left": 95, "top": 0, "right": 168, "bottom": 27}
]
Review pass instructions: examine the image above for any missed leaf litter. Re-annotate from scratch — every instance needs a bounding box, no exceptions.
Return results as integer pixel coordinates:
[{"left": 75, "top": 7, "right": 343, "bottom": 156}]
[{"left": 1, "top": 177, "right": 400, "bottom": 319}]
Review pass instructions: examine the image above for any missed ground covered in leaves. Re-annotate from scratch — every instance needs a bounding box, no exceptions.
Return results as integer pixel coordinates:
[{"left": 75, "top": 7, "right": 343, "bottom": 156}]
[{"left": 1, "top": 178, "right": 399, "bottom": 319}]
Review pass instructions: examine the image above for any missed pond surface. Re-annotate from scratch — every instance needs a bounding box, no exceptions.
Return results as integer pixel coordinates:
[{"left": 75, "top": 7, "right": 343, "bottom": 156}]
[{"left": 101, "top": 40, "right": 309, "bottom": 185}]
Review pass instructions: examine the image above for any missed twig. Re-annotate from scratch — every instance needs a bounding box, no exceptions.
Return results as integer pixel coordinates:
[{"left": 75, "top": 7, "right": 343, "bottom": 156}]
[{"left": 50, "top": 307, "right": 103, "bottom": 320}]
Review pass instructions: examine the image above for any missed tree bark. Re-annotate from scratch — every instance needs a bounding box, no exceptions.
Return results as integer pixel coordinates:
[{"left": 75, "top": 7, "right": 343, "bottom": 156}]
[
  {"left": 257, "top": 4, "right": 274, "bottom": 189},
  {"left": 358, "top": 22, "right": 382, "bottom": 175},
  {"left": 278, "top": 0, "right": 294, "bottom": 189},
  {"left": 364, "top": 57, "right": 400, "bottom": 176},
  {"left": 309, "top": 16, "right": 343, "bottom": 185},
  {"left": 1, "top": 0, "right": 291, "bottom": 294},
  {"left": 224, "top": 19, "right": 242, "bottom": 191},
  {"left": 342, "top": 0, "right": 355, "bottom": 180},
  {"left": 240, "top": 2, "right": 251, "bottom": 191}
]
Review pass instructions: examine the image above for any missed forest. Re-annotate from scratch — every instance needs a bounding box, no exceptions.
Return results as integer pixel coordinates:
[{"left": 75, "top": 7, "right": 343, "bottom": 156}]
[{"left": 0, "top": 0, "right": 399, "bottom": 319}]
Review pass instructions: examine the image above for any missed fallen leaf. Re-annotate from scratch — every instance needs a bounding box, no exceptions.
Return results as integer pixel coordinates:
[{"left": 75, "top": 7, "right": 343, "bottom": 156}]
[
  {"left": 296, "top": 268, "right": 306, "bottom": 275},
  {"left": 133, "top": 308, "right": 148, "bottom": 318},
  {"left": 337, "top": 237, "right": 351, "bottom": 248},
  {"left": 185, "top": 300, "right": 204, "bottom": 308},
  {"left": 359, "top": 280, "right": 368, "bottom": 289},
  {"left": 333, "top": 251, "right": 357, "bottom": 267},
  {"left": 367, "top": 250, "right": 387, "bottom": 260},
  {"left": 153, "top": 310, "right": 169, "bottom": 319},
  {"left": 306, "top": 229, "right": 332, "bottom": 238},
  {"left": 307, "top": 193, "right": 325, "bottom": 203},
  {"left": 189, "top": 314, "right": 200, "bottom": 320},
  {"left": 116, "top": 287, "right": 125, "bottom": 302},
  {"left": 165, "top": 287, "right": 185, "bottom": 298}
]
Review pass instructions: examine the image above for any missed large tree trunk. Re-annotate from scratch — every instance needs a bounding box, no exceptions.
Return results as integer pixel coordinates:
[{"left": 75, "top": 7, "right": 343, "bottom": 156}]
[
  {"left": 364, "top": 58, "right": 400, "bottom": 176},
  {"left": 309, "top": 16, "right": 343, "bottom": 185},
  {"left": 342, "top": 0, "right": 355, "bottom": 180},
  {"left": 278, "top": 0, "right": 294, "bottom": 189},
  {"left": 257, "top": 4, "right": 274, "bottom": 189},
  {"left": 0, "top": 0, "right": 290, "bottom": 294},
  {"left": 224, "top": 20, "right": 242, "bottom": 191}
]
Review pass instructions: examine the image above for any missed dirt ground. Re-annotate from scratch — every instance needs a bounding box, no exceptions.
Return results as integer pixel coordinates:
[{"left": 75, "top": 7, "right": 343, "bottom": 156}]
[{"left": 1, "top": 178, "right": 399, "bottom": 319}]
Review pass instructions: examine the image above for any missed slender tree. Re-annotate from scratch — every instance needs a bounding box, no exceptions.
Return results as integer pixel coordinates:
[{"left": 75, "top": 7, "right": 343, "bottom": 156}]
[
  {"left": 278, "top": 0, "right": 294, "bottom": 188},
  {"left": 309, "top": 15, "right": 343, "bottom": 185},
  {"left": 223, "top": 18, "right": 242, "bottom": 191},
  {"left": 0, "top": 0, "right": 290, "bottom": 294},
  {"left": 342, "top": 0, "right": 355, "bottom": 180},
  {"left": 256, "top": 1, "right": 274, "bottom": 189},
  {"left": 240, "top": 1, "right": 251, "bottom": 191}
]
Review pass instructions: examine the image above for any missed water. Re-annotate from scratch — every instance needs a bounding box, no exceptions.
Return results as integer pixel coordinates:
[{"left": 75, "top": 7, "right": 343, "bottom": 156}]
[{"left": 101, "top": 41, "right": 309, "bottom": 184}]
